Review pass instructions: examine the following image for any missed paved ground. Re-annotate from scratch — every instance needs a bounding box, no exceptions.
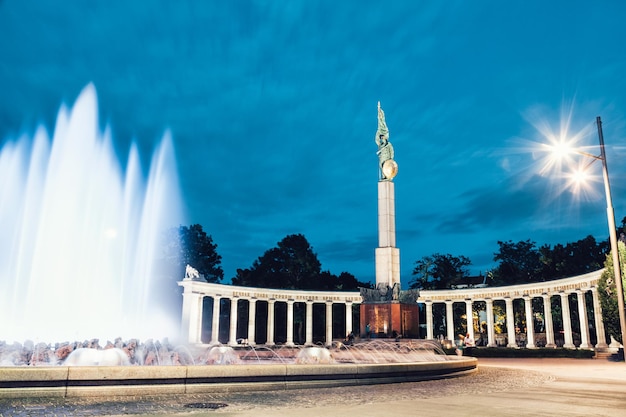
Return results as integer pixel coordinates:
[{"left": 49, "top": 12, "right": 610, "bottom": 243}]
[{"left": 1, "top": 357, "right": 625, "bottom": 416}]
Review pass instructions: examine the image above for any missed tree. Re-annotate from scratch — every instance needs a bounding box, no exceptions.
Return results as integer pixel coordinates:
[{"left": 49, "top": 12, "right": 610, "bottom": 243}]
[
  {"left": 556, "top": 235, "right": 606, "bottom": 278},
  {"left": 232, "top": 234, "right": 371, "bottom": 290},
  {"left": 566, "top": 235, "right": 607, "bottom": 274},
  {"left": 409, "top": 253, "right": 471, "bottom": 290},
  {"left": 232, "top": 234, "right": 322, "bottom": 289},
  {"left": 162, "top": 224, "right": 223, "bottom": 282},
  {"left": 491, "top": 240, "right": 542, "bottom": 286},
  {"left": 598, "top": 241, "right": 626, "bottom": 344}
]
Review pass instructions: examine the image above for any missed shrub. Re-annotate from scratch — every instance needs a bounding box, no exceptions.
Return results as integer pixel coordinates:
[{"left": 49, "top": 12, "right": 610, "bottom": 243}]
[{"left": 458, "top": 347, "right": 594, "bottom": 359}]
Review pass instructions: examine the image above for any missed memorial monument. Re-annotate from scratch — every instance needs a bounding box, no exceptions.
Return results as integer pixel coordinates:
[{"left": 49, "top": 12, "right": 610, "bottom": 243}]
[{"left": 360, "top": 102, "right": 419, "bottom": 338}]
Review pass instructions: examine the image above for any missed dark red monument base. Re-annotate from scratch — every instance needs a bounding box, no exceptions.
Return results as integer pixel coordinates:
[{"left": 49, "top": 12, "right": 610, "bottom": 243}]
[{"left": 360, "top": 302, "right": 419, "bottom": 339}]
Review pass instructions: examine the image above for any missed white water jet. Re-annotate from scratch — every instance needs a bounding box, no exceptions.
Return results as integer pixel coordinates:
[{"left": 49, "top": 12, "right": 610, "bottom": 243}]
[{"left": 0, "top": 84, "right": 183, "bottom": 343}]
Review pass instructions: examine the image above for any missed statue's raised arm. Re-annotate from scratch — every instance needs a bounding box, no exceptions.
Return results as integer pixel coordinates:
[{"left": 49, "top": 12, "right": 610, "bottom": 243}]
[{"left": 375, "top": 102, "right": 397, "bottom": 180}]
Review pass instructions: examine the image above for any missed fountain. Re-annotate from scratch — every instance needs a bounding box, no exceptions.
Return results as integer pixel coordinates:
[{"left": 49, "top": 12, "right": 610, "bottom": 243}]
[{"left": 0, "top": 84, "right": 183, "bottom": 344}]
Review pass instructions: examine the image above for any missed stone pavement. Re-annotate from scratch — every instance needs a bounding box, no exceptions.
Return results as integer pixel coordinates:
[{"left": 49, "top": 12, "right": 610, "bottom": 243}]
[{"left": 1, "top": 357, "right": 625, "bottom": 416}]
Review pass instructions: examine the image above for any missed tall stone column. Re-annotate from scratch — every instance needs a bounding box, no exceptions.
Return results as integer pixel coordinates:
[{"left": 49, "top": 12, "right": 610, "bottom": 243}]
[
  {"left": 325, "top": 301, "right": 333, "bottom": 346},
  {"left": 266, "top": 299, "right": 276, "bottom": 346},
  {"left": 505, "top": 297, "right": 517, "bottom": 347},
  {"left": 211, "top": 296, "right": 221, "bottom": 344},
  {"left": 560, "top": 292, "right": 575, "bottom": 348},
  {"left": 486, "top": 298, "right": 496, "bottom": 347},
  {"left": 286, "top": 300, "right": 295, "bottom": 346},
  {"left": 228, "top": 297, "right": 239, "bottom": 346},
  {"left": 374, "top": 102, "right": 399, "bottom": 289},
  {"left": 375, "top": 181, "right": 400, "bottom": 288},
  {"left": 591, "top": 288, "right": 608, "bottom": 348},
  {"left": 523, "top": 296, "right": 535, "bottom": 348},
  {"left": 247, "top": 298, "right": 257, "bottom": 346},
  {"left": 425, "top": 301, "right": 434, "bottom": 340},
  {"left": 445, "top": 301, "right": 454, "bottom": 341},
  {"left": 465, "top": 299, "right": 474, "bottom": 341},
  {"left": 542, "top": 294, "right": 556, "bottom": 348},
  {"left": 305, "top": 301, "right": 314, "bottom": 346},
  {"left": 576, "top": 290, "right": 590, "bottom": 349}
]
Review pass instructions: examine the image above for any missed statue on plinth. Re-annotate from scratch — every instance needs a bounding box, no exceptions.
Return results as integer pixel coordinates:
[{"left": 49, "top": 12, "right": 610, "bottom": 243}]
[
  {"left": 375, "top": 101, "right": 398, "bottom": 181},
  {"left": 359, "top": 283, "right": 418, "bottom": 304}
]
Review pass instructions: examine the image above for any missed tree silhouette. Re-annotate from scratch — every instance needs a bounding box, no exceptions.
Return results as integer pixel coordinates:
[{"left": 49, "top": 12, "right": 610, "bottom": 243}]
[
  {"left": 232, "top": 234, "right": 370, "bottom": 290},
  {"left": 162, "top": 224, "right": 223, "bottom": 282}
]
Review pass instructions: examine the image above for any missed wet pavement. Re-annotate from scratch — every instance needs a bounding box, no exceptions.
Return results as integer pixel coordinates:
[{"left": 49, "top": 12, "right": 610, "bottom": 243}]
[{"left": 1, "top": 358, "right": 625, "bottom": 416}]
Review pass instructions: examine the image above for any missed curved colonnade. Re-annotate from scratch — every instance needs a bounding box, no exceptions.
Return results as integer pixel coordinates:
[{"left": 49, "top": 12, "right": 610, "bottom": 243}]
[
  {"left": 179, "top": 270, "right": 608, "bottom": 349},
  {"left": 419, "top": 270, "right": 606, "bottom": 349}
]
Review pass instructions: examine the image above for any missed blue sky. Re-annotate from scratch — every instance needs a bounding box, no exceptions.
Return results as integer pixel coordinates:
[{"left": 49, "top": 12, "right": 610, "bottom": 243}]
[{"left": 1, "top": 1, "right": 626, "bottom": 286}]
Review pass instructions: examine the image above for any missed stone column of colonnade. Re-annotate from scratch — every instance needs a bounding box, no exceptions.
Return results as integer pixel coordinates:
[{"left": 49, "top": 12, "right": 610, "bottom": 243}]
[
  {"left": 266, "top": 299, "right": 276, "bottom": 346},
  {"left": 485, "top": 299, "right": 496, "bottom": 347},
  {"left": 211, "top": 296, "right": 221, "bottom": 344},
  {"left": 523, "top": 296, "right": 535, "bottom": 348},
  {"left": 505, "top": 298, "right": 516, "bottom": 347},
  {"left": 305, "top": 301, "right": 314, "bottom": 346},
  {"left": 465, "top": 300, "right": 474, "bottom": 342},
  {"left": 445, "top": 301, "right": 454, "bottom": 341},
  {"left": 228, "top": 297, "right": 239, "bottom": 346},
  {"left": 577, "top": 290, "right": 591, "bottom": 349},
  {"left": 286, "top": 300, "right": 295, "bottom": 346},
  {"left": 325, "top": 302, "right": 333, "bottom": 346},
  {"left": 592, "top": 288, "right": 608, "bottom": 348},
  {"left": 560, "top": 292, "right": 575, "bottom": 348},
  {"left": 247, "top": 298, "right": 257, "bottom": 346},
  {"left": 180, "top": 292, "right": 203, "bottom": 344},
  {"left": 542, "top": 294, "right": 556, "bottom": 348},
  {"left": 425, "top": 301, "right": 434, "bottom": 340},
  {"left": 345, "top": 301, "right": 353, "bottom": 337}
]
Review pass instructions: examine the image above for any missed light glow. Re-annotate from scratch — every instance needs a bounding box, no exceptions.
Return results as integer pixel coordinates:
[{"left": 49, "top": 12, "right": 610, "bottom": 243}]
[{"left": 520, "top": 104, "right": 601, "bottom": 200}]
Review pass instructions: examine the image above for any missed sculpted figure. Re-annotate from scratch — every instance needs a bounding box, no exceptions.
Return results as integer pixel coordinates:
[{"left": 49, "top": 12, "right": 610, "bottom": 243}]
[
  {"left": 375, "top": 102, "right": 397, "bottom": 180},
  {"left": 185, "top": 264, "right": 200, "bottom": 279}
]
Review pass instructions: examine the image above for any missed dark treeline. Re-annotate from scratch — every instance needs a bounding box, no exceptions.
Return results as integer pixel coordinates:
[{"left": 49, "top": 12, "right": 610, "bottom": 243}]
[
  {"left": 163, "top": 218, "right": 626, "bottom": 292},
  {"left": 162, "top": 228, "right": 371, "bottom": 291},
  {"left": 410, "top": 235, "right": 607, "bottom": 290},
  {"left": 409, "top": 215, "right": 626, "bottom": 290}
]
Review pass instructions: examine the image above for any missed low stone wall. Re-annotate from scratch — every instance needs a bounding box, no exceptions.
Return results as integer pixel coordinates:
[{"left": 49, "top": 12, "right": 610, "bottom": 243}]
[{"left": 0, "top": 358, "right": 477, "bottom": 398}]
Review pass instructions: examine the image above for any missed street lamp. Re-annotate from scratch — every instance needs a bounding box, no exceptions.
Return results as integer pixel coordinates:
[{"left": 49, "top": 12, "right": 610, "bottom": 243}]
[
  {"left": 546, "top": 116, "right": 626, "bottom": 348},
  {"left": 595, "top": 117, "right": 626, "bottom": 350}
]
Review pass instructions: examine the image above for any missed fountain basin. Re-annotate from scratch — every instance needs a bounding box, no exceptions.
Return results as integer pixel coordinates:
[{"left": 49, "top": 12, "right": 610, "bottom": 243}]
[{"left": 0, "top": 358, "right": 477, "bottom": 398}]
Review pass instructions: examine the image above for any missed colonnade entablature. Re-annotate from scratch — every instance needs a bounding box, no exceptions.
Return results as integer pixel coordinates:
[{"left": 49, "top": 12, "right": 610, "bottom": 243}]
[
  {"left": 178, "top": 269, "right": 609, "bottom": 351},
  {"left": 417, "top": 270, "right": 601, "bottom": 303},
  {"left": 180, "top": 279, "right": 361, "bottom": 304}
]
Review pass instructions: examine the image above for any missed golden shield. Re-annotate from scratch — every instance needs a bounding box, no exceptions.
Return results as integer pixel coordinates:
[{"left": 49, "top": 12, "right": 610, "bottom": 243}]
[{"left": 382, "top": 159, "right": 398, "bottom": 179}]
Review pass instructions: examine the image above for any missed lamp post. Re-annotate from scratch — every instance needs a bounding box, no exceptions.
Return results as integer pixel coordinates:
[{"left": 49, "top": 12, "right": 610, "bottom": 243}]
[
  {"left": 595, "top": 117, "right": 626, "bottom": 349},
  {"left": 554, "top": 116, "right": 626, "bottom": 348}
]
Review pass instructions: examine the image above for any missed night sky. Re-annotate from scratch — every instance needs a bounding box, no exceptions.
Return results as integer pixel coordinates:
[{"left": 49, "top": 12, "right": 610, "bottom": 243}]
[{"left": 1, "top": 1, "right": 626, "bottom": 286}]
